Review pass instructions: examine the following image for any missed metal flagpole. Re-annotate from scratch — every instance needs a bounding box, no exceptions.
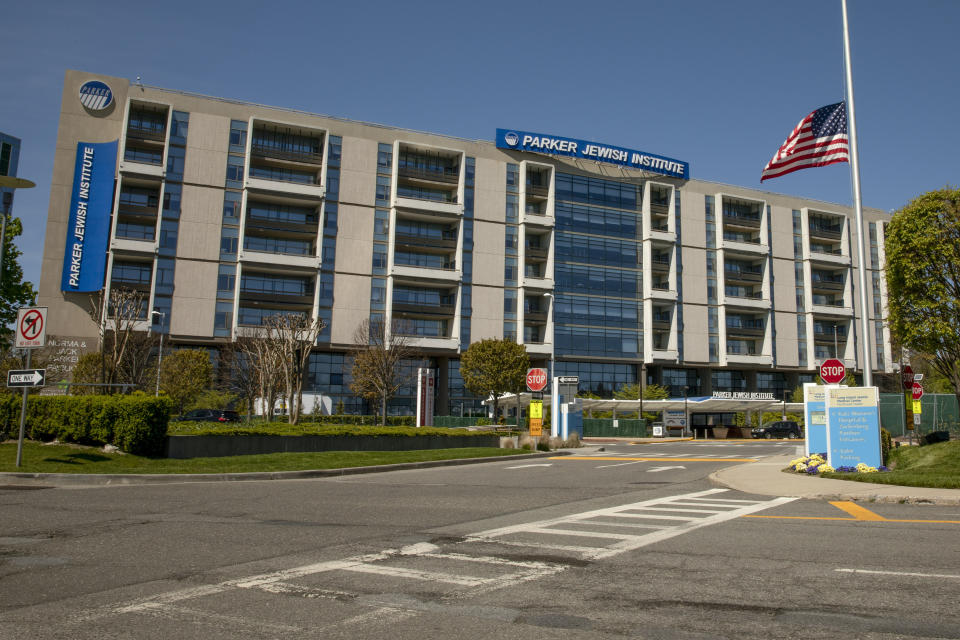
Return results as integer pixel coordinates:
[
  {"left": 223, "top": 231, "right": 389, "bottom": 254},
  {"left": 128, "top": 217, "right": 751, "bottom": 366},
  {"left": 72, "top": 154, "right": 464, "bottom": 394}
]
[{"left": 841, "top": 0, "right": 873, "bottom": 388}]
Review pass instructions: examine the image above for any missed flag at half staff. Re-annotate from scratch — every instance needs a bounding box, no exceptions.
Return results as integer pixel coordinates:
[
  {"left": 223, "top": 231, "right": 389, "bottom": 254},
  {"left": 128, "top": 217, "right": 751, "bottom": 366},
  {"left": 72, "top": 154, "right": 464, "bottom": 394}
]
[{"left": 761, "top": 102, "right": 849, "bottom": 181}]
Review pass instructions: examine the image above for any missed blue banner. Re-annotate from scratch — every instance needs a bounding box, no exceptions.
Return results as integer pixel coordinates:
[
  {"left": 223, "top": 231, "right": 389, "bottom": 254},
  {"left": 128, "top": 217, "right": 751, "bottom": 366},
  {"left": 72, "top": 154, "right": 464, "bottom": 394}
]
[
  {"left": 61, "top": 140, "right": 117, "bottom": 292},
  {"left": 496, "top": 128, "right": 689, "bottom": 179},
  {"left": 825, "top": 387, "right": 883, "bottom": 469}
]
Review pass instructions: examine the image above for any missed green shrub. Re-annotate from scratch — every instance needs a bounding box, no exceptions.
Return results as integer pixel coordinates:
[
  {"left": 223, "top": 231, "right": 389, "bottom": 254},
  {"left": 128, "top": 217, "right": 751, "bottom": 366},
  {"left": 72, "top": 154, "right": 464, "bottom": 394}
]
[
  {"left": 475, "top": 417, "right": 491, "bottom": 426},
  {"left": 881, "top": 427, "right": 892, "bottom": 464},
  {"left": 302, "top": 414, "right": 415, "bottom": 427},
  {"left": 0, "top": 395, "right": 172, "bottom": 455}
]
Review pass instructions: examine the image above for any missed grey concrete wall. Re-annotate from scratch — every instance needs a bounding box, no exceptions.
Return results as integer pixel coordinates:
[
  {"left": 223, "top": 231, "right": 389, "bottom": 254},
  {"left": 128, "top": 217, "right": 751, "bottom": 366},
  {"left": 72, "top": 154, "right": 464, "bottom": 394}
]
[{"left": 165, "top": 434, "right": 501, "bottom": 458}]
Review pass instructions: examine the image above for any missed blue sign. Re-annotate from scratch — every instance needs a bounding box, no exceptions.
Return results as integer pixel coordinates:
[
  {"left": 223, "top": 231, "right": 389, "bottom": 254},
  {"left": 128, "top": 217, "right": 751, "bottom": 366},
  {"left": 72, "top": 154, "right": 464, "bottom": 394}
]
[
  {"left": 78, "top": 80, "right": 114, "bottom": 112},
  {"left": 61, "top": 141, "right": 117, "bottom": 292},
  {"left": 825, "top": 387, "right": 883, "bottom": 469},
  {"left": 496, "top": 128, "right": 689, "bottom": 179},
  {"left": 803, "top": 383, "right": 828, "bottom": 456}
]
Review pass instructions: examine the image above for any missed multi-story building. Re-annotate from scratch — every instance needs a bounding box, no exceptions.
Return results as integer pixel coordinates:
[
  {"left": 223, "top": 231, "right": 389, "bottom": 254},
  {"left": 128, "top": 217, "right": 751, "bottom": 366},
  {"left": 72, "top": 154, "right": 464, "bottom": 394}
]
[
  {"left": 37, "top": 71, "right": 894, "bottom": 417},
  {"left": 0, "top": 131, "right": 22, "bottom": 216}
]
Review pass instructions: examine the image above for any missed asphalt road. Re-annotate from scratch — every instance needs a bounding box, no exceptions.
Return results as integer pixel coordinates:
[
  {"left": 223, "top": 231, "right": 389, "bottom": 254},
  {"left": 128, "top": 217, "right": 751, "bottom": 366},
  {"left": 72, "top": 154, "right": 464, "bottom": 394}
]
[{"left": 1, "top": 440, "right": 959, "bottom": 639}]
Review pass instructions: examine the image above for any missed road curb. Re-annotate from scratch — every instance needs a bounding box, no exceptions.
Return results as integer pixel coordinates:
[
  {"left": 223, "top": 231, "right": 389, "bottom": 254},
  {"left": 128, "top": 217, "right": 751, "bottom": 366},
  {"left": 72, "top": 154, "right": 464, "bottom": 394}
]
[{"left": 0, "top": 450, "right": 569, "bottom": 488}]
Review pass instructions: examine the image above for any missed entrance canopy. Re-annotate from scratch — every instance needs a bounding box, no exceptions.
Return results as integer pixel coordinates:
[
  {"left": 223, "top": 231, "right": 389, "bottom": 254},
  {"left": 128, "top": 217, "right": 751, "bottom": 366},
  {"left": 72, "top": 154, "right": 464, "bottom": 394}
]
[{"left": 486, "top": 393, "right": 804, "bottom": 415}]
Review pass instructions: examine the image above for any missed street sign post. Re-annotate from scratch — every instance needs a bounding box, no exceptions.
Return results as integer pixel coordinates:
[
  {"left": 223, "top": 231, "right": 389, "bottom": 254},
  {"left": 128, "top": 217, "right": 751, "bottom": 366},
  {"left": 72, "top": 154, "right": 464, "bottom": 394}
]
[
  {"left": 526, "top": 368, "right": 548, "bottom": 393},
  {"left": 819, "top": 358, "right": 845, "bottom": 385},
  {"left": 14, "top": 306, "right": 48, "bottom": 468},
  {"left": 901, "top": 365, "right": 914, "bottom": 390},
  {"left": 7, "top": 369, "right": 46, "bottom": 388},
  {"left": 911, "top": 382, "right": 924, "bottom": 401}
]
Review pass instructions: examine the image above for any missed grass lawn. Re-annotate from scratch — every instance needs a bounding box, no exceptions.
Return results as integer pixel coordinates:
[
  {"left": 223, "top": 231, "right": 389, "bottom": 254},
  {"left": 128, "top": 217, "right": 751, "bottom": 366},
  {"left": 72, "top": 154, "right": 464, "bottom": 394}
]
[
  {"left": 820, "top": 440, "right": 960, "bottom": 489},
  {"left": 0, "top": 441, "right": 531, "bottom": 475}
]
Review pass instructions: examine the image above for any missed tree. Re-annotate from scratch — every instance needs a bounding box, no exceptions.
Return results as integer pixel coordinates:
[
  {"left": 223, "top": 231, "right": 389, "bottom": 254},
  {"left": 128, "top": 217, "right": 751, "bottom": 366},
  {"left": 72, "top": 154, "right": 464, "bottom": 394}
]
[
  {"left": 459, "top": 338, "right": 530, "bottom": 420},
  {"left": 87, "top": 288, "right": 154, "bottom": 389},
  {"left": 884, "top": 187, "right": 960, "bottom": 405},
  {"left": 0, "top": 217, "right": 37, "bottom": 352},
  {"left": 613, "top": 383, "right": 670, "bottom": 421},
  {"left": 219, "top": 341, "right": 260, "bottom": 421},
  {"left": 350, "top": 317, "right": 414, "bottom": 425},
  {"left": 159, "top": 349, "right": 213, "bottom": 415},
  {"left": 235, "top": 327, "right": 283, "bottom": 421},
  {"left": 265, "top": 313, "right": 325, "bottom": 424}
]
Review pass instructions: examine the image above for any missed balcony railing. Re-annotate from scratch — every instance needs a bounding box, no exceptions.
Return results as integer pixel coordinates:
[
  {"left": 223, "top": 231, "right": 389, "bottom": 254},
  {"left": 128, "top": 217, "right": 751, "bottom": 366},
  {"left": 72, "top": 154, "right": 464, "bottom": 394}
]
[
  {"left": 726, "top": 345, "right": 758, "bottom": 355},
  {"left": 722, "top": 211, "right": 762, "bottom": 228},
  {"left": 525, "top": 245, "right": 549, "bottom": 260},
  {"left": 809, "top": 223, "right": 843, "bottom": 240},
  {"left": 395, "top": 231, "right": 457, "bottom": 249},
  {"left": 526, "top": 183, "right": 549, "bottom": 198},
  {"left": 398, "top": 165, "right": 459, "bottom": 184},
  {"left": 126, "top": 124, "right": 166, "bottom": 143},
  {"left": 251, "top": 144, "right": 323, "bottom": 165},
  {"left": 725, "top": 266, "right": 763, "bottom": 282},
  {"left": 392, "top": 301, "right": 456, "bottom": 317},
  {"left": 650, "top": 202, "right": 670, "bottom": 216}
]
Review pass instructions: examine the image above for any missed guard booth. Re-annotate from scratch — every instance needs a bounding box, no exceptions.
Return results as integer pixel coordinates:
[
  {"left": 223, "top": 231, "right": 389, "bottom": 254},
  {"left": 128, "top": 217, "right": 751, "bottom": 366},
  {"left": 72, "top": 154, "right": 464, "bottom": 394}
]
[{"left": 552, "top": 376, "right": 582, "bottom": 440}]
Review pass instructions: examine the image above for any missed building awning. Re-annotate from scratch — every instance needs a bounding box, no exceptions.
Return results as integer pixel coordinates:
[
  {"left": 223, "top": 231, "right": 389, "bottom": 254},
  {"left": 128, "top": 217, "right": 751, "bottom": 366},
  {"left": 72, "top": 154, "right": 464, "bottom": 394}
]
[{"left": 485, "top": 393, "right": 804, "bottom": 415}]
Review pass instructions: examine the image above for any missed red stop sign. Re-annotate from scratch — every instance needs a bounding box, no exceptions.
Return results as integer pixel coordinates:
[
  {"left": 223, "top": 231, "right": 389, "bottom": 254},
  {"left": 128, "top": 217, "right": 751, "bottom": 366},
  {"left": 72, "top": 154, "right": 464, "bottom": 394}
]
[
  {"left": 912, "top": 382, "right": 924, "bottom": 401},
  {"left": 526, "top": 368, "right": 548, "bottom": 392},
  {"left": 902, "top": 365, "right": 914, "bottom": 390},
  {"left": 820, "top": 358, "right": 845, "bottom": 384}
]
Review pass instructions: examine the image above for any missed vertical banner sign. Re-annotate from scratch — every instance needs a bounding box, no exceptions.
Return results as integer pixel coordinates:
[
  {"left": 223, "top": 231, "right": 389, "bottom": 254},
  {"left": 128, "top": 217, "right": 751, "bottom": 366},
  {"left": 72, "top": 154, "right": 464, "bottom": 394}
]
[
  {"left": 61, "top": 140, "right": 117, "bottom": 292},
  {"left": 825, "top": 386, "right": 882, "bottom": 469},
  {"left": 416, "top": 368, "right": 435, "bottom": 427},
  {"left": 803, "top": 383, "right": 828, "bottom": 456}
]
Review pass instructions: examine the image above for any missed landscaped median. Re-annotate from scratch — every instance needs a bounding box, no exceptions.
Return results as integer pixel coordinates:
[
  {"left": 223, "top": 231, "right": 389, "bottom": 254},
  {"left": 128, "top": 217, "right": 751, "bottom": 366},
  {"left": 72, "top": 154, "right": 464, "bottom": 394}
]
[
  {"left": 0, "top": 394, "right": 534, "bottom": 475},
  {"left": 783, "top": 440, "right": 960, "bottom": 489}
]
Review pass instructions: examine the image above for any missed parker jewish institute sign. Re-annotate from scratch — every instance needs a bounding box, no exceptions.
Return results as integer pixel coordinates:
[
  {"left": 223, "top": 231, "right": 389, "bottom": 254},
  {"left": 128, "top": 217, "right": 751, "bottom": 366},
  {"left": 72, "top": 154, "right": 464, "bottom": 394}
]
[{"left": 61, "top": 140, "right": 117, "bottom": 292}]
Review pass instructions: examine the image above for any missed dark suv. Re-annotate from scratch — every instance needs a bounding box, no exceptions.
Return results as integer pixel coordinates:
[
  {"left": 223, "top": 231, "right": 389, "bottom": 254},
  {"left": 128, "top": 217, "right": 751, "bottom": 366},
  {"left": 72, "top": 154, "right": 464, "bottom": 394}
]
[
  {"left": 172, "top": 409, "right": 241, "bottom": 423},
  {"left": 751, "top": 420, "right": 802, "bottom": 439}
]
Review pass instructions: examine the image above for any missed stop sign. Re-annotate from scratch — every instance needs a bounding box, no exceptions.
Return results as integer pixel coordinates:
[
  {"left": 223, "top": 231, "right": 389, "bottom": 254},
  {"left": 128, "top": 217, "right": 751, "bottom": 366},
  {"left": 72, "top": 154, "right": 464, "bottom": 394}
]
[
  {"left": 820, "top": 358, "right": 845, "bottom": 384},
  {"left": 912, "top": 381, "right": 924, "bottom": 401},
  {"left": 526, "top": 368, "right": 548, "bottom": 392},
  {"left": 902, "top": 365, "right": 914, "bottom": 390}
]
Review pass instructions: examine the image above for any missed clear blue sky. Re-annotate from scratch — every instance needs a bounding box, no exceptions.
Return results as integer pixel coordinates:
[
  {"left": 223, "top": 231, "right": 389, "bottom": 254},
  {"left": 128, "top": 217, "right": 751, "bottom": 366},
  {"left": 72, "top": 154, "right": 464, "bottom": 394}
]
[{"left": 2, "top": 0, "right": 957, "bottom": 291}]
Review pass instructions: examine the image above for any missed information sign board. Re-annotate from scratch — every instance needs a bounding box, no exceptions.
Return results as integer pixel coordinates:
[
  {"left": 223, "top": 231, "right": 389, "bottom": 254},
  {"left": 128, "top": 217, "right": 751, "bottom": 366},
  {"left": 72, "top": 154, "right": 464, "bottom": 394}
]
[
  {"left": 15, "top": 307, "right": 48, "bottom": 349},
  {"left": 825, "top": 386, "right": 882, "bottom": 469},
  {"left": 803, "top": 383, "right": 828, "bottom": 456}
]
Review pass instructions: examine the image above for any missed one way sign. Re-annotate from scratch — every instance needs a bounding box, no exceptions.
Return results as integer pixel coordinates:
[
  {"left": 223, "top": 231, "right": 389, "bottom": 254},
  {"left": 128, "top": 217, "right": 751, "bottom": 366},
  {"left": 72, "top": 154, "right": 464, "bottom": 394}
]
[{"left": 7, "top": 369, "right": 46, "bottom": 388}]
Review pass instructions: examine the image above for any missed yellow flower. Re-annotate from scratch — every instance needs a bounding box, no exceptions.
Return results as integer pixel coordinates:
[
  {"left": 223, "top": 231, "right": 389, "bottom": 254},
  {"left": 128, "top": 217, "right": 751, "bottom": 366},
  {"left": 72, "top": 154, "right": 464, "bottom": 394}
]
[{"left": 819, "top": 464, "right": 834, "bottom": 473}]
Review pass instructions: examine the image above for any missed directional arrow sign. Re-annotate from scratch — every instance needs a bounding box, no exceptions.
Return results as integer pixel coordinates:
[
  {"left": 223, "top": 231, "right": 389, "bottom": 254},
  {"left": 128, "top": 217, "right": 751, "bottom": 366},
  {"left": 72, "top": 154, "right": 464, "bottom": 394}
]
[
  {"left": 7, "top": 369, "right": 46, "bottom": 388},
  {"left": 648, "top": 465, "right": 686, "bottom": 473}
]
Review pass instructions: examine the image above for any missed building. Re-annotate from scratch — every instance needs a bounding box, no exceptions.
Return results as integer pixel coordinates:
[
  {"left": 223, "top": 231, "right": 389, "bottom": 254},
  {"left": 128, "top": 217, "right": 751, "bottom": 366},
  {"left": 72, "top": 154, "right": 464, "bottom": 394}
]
[
  {"left": 0, "top": 131, "right": 22, "bottom": 216},
  {"left": 37, "top": 71, "right": 894, "bottom": 419}
]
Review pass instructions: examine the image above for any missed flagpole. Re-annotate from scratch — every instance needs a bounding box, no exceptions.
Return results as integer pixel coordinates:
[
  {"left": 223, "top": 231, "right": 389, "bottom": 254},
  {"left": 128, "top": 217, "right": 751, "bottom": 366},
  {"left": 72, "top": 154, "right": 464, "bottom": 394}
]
[{"left": 841, "top": 0, "right": 873, "bottom": 387}]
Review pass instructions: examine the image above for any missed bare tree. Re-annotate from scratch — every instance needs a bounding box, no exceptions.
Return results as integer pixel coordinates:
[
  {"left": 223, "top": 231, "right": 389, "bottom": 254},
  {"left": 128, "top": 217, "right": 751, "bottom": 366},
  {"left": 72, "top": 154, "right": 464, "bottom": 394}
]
[
  {"left": 219, "top": 341, "right": 259, "bottom": 422},
  {"left": 264, "top": 314, "right": 325, "bottom": 424},
  {"left": 350, "top": 317, "right": 415, "bottom": 425},
  {"left": 235, "top": 327, "right": 283, "bottom": 422},
  {"left": 87, "top": 288, "right": 153, "bottom": 390}
]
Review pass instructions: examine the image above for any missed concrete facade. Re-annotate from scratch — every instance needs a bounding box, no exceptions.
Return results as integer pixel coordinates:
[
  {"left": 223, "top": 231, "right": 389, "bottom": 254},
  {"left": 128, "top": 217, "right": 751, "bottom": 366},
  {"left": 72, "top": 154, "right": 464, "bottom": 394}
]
[{"left": 36, "top": 70, "right": 894, "bottom": 413}]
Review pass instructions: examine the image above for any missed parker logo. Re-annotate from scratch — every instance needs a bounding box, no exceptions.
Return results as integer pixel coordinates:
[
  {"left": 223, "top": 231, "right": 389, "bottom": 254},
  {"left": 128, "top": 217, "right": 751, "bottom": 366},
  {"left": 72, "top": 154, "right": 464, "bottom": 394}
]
[
  {"left": 503, "top": 131, "right": 519, "bottom": 146},
  {"left": 78, "top": 80, "right": 113, "bottom": 112}
]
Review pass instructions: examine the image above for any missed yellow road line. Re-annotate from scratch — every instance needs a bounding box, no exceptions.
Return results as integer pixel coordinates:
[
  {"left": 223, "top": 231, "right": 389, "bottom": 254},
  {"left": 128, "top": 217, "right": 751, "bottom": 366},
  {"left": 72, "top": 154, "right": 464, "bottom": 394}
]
[
  {"left": 744, "top": 514, "right": 960, "bottom": 524},
  {"left": 549, "top": 456, "right": 757, "bottom": 463},
  {"left": 829, "top": 501, "right": 887, "bottom": 521},
  {"left": 745, "top": 501, "right": 960, "bottom": 524}
]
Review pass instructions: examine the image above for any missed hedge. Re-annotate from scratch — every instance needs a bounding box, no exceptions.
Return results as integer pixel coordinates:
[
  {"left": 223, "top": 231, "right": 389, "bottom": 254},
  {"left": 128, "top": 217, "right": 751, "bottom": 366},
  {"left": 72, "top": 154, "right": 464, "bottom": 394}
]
[
  {"left": 302, "top": 414, "right": 415, "bottom": 427},
  {"left": 0, "top": 394, "right": 172, "bottom": 456}
]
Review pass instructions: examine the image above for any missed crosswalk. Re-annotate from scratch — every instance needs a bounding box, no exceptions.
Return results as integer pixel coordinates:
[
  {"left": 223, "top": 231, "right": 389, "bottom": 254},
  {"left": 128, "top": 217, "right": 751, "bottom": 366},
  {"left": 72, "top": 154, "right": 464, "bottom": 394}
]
[{"left": 74, "top": 489, "right": 794, "bottom": 636}]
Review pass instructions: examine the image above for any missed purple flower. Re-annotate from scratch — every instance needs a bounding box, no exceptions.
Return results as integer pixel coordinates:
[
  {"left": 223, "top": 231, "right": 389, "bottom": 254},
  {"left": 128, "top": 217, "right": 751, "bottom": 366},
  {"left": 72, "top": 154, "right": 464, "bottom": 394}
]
[{"left": 878, "top": 465, "right": 889, "bottom": 472}]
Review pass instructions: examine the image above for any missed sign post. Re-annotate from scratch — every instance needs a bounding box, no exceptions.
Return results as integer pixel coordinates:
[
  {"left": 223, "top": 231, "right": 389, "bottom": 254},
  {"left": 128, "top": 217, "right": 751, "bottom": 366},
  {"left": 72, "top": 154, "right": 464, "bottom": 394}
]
[
  {"left": 902, "top": 365, "right": 915, "bottom": 436},
  {"left": 13, "top": 307, "right": 48, "bottom": 467}
]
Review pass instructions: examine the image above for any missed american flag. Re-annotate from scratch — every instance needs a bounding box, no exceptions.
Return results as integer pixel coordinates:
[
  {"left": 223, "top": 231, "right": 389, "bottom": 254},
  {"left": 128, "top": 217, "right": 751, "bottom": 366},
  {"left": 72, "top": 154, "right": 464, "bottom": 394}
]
[{"left": 760, "top": 102, "right": 849, "bottom": 181}]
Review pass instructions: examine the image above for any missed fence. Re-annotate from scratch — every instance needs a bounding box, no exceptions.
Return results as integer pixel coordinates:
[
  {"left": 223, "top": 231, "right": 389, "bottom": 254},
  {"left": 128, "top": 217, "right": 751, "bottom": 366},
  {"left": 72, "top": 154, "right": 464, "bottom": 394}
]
[
  {"left": 582, "top": 418, "right": 648, "bottom": 438},
  {"left": 878, "top": 393, "right": 959, "bottom": 438}
]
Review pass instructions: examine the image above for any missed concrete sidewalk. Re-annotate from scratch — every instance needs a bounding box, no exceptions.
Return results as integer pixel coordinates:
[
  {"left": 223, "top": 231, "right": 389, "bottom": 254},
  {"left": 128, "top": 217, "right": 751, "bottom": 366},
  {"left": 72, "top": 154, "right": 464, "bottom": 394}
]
[{"left": 708, "top": 453, "right": 960, "bottom": 505}]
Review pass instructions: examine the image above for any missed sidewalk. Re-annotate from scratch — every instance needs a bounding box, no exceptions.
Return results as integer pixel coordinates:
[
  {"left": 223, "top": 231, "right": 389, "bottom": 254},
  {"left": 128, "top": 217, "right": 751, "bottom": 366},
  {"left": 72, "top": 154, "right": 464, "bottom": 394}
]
[
  {"left": 709, "top": 453, "right": 960, "bottom": 505},
  {"left": 582, "top": 437, "right": 960, "bottom": 505}
]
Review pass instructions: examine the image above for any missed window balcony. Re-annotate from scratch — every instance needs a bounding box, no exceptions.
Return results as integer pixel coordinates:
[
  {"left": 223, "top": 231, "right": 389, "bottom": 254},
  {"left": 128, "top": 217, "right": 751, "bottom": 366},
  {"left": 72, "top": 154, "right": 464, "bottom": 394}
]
[
  {"left": 250, "top": 143, "right": 323, "bottom": 166},
  {"left": 651, "top": 255, "right": 672, "bottom": 273},
  {"left": 398, "top": 164, "right": 459, "bottom": 185},
  {"left": 652, "top": 313, "right": 672, "bottom": 330},
  {"left": 724, "top": 266, "right": 764, "bottom": 283},
  {"left": 395, "top": 230, "right": 458, "bottom": 251},
  {"left": 722, "top": 211, "right": 762, "bottom": 229},
  {"left": 726, "top": 319, "right": 765, "bottom": 337}
]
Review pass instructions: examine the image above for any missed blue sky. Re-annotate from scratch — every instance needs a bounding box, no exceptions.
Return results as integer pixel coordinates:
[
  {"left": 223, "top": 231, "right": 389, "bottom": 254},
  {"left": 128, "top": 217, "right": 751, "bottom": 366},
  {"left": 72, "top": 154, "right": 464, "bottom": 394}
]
[{"left": 2, "top": 0, "right": 957, "bottom": 290}]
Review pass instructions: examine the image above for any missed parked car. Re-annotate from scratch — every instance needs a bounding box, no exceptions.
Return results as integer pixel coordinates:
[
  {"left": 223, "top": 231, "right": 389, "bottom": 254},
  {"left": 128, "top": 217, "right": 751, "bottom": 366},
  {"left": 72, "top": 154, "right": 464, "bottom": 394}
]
[
  {"left": 751, "top": 420, "right": 802, "bottom": 439},
  {"left": 172, "top": 409, "right": 241, "bottom": 423}
]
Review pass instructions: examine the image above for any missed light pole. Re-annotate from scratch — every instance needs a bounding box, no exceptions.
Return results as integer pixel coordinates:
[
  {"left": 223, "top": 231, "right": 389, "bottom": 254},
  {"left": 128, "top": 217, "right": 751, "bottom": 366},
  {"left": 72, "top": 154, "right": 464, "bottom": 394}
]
[
  {"left": 683, "top": 385, "right": 689, "bottom": 438},
  {"left": 542, "top": 292, "right": 554, "bottom": 380},
  {"left": 151, "top": 310, "right": 165, "bottom": 396},
  {"left": 0, "top": 176, "right": 36, "bottom": 285}
]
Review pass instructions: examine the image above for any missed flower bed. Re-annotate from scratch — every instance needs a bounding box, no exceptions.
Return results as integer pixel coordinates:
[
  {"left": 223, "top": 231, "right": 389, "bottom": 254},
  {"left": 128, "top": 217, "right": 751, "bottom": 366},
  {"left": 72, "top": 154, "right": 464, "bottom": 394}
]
[{"left": 786, "top": 452, "right": 889, "bottom": 475}]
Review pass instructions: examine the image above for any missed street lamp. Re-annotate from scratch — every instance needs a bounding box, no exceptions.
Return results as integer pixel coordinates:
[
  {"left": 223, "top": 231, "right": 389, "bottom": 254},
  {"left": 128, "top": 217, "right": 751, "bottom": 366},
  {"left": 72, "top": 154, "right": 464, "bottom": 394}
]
[
  {"left": 0, "top": 176, "right": 36, "bottom": 285},
  {"left": 151, "top": 310, "right": 166, "bottom": 396},
  {"left": 683, "top": 385, "right": 690, "bottom": 438},
  {"left": 542, "top": 292, "right": 554, "bottom": 381}
]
